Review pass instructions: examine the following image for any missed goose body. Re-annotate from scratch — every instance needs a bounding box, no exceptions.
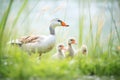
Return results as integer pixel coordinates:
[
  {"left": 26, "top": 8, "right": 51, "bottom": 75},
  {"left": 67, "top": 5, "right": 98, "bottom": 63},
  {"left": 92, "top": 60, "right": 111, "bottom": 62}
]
[
  {"left": 21, "top": 35, "right": 55, "bottom": 54},
  {"left": 9, "top": 18, "right": 69, "bottom": 56},
  {"left": 52, "top": 44, "right": 65, "bottom": 59},
  {"left": 80, "top": 44, "right": 88, "bottom": 55},
  {"left": 66, "top": 38, "right": 76, "bottom": 58},
  {"left": 68, "top": 44, "right": 75, "bottom": 58}
]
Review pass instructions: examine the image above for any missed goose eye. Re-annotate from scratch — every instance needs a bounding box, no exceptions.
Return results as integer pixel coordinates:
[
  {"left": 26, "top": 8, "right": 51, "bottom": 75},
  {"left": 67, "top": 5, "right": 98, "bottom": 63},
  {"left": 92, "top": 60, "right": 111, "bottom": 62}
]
[{"left": 57, "top": 20, "right": 62, "bottom": 22}]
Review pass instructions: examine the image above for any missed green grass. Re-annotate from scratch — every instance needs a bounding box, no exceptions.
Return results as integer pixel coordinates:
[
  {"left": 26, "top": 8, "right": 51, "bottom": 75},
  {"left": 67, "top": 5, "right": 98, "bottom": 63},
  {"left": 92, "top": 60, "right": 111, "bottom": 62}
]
[
  {"left": 0, "top": 0, "right": 120, "bottom": 80},
  {"left": 0, "top": 46, "right": 120, "bottom": 80}
]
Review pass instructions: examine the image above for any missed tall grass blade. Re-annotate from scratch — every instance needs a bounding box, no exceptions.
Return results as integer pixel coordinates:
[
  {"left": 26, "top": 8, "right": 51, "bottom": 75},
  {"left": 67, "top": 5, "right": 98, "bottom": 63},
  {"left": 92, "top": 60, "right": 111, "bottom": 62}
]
[
  {"left": 0, "top": 0, "right": 13, "bottom": 37},
  {"left": 11, "top": 0, "right": 28, "bottom": 28},
  {"left": 108, "top": 7, "right": 120, "bottom": 45},
  {"left": 78, "top": 0, "right": 84, "bottom": 46}
]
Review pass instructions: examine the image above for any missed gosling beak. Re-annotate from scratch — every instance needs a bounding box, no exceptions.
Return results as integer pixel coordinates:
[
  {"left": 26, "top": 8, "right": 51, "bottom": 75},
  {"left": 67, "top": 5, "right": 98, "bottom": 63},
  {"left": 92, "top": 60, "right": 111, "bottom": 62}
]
[
  {"left": 62, "top": 46, "right": 67, "bottom": 50},
  {"left": 61, "top": 21, "right": 69, "bottom": 27},
  {"left": 72, "top": 40, "right": 77, "bottom": 44}
]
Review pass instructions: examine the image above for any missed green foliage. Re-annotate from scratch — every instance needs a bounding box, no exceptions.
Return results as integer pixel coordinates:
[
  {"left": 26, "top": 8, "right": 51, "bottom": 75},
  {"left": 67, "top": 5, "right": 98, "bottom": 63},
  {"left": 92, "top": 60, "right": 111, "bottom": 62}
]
[
  {"left": 0, "top": 0, "right": 13, "bottom": 34},
  {"left": 0, "top": 46, "right": 120, "bottom": 80}
]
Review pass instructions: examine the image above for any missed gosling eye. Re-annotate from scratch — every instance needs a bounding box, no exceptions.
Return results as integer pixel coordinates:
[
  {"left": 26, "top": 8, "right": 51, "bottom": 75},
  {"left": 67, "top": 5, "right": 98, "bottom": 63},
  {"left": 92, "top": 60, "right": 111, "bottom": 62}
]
[
  {"left": 59, "top": 45, "right": 63, "bottom": 48},
  {"left": 70, "top": 39, "right": 73, "bottom": 41},
  {"left": 59, "top": 45, "right": 62, "bottom": 47}
]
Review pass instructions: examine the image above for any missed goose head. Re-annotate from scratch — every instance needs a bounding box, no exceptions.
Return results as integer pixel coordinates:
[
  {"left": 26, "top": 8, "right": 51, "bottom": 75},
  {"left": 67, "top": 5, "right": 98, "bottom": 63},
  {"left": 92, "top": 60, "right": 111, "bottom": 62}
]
[
  {"left": 68, "top": 38, "right": 76, "bottom": 45},
  {"left": 49, "top": 18, "right": 69, "bottom": 35},
  {"left": 81, "top": 44, "right": 88, "bottom": 55},
  {"left": 57, "top": 44, "right": 66, "bottom": 51},
  {"left": 50, "top": 18, "right": 69, "bottom": 28}
]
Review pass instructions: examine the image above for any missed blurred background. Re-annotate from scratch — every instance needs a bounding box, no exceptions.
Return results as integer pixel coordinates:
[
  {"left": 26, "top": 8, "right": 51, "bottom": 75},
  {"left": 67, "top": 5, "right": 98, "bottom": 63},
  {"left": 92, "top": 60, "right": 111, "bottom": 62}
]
[
  {"left": 0, "top": 0, "right": 120, "bottom": 80},
  {"left": 0, "top": 0, "right": 120, "bottom": 45}
]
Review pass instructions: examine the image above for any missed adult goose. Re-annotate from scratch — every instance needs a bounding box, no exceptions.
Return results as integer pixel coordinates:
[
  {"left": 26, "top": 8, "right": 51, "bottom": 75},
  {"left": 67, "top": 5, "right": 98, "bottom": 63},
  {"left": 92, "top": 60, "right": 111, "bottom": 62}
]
[
  {"left": 10, "top": 18, "right": 69, "bottom": 56},
  {"left": 52, "top": 44, "right": 66, "bottom": 59}
]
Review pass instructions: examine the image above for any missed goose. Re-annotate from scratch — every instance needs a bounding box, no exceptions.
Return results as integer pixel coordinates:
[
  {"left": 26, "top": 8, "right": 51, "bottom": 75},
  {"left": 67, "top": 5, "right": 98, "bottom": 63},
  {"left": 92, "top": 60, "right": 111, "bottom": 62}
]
[
  {"left": 66, "top": 38, "right": 76, "bottom": 58},
  {"left": 52, "top": 44, "right": 66, "bottom": 59},
  {"left": 80, "top": 44, "right": 88, "bottom": 55},
  {"left": 9, "top": 18, "right": 69, "bottom": 56}
]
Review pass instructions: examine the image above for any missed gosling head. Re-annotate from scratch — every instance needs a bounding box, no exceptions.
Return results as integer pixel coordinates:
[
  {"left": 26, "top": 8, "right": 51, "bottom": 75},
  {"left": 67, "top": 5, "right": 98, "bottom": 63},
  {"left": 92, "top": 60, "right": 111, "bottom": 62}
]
[
  {"left": 68, "top": 38, "right": 76, "bottom": 45},
  {"left": 57, "top": 44, "right": 66, "bottom": 51},
  {"left": 81, "top": 44, "right": 88, "bottom": 55}
]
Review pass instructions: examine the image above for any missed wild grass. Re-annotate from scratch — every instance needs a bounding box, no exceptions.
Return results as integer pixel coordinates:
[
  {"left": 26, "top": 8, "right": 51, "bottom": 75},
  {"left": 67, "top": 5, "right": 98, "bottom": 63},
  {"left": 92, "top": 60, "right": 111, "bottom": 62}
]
[{"left": 0, "top": 0, "right": 120, "bottom": 80}]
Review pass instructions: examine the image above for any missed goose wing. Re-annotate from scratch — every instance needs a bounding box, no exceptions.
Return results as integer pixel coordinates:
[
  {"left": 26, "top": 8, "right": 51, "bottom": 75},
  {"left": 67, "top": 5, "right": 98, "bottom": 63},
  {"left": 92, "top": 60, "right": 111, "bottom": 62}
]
[{"left": 19, "top": 35, "right": 46, "bottom": 44}]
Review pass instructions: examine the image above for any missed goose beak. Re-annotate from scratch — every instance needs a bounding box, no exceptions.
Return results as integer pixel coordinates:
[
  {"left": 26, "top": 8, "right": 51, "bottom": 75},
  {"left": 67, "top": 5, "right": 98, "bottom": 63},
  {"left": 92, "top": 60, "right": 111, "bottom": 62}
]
[{"left": 61, "top": 21, "right": 69, "bottom": 27}]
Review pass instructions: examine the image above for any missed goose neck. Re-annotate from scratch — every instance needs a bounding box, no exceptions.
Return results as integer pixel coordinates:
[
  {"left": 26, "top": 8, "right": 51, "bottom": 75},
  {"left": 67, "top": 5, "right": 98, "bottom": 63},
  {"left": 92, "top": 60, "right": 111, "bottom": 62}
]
[
  {"left": 58, "top": 49, "right": 63, "bottom": 55},
  {"left": 49, "top": 26, "right": 55, "bottom": 35},
  {"left": 68, "top": 43, "right": 73, "bottom": 49},
  {"left": 68, "top": 43, "right": 72, "bottom": 47}
]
